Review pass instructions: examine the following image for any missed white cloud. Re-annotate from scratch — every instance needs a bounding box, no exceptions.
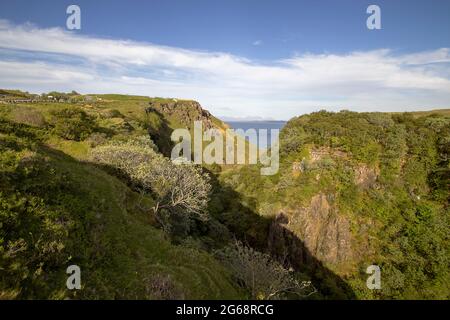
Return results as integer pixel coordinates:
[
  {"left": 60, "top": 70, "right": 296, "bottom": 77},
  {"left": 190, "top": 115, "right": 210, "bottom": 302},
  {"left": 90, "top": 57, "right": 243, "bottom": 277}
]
[
  {"left": 0, "top": 20, "right": 449, "bottom": 120},
  {"left": 400, "top": 48, "right": 450, "bottom": 65},
  {"left": 252, "top": 40, "right": 263, "bottom": 46}
]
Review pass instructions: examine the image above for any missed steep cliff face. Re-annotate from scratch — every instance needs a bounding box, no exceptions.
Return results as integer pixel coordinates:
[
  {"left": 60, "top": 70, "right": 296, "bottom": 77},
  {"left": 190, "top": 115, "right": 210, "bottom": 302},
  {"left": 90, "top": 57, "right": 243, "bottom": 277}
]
[
  {"left": 146, "top": 99, "right": 227, "bottom": 131},
  {"left": 230, "top": 109, "right": 450, "bottom": 299},
  {"left": 266, "top": 193, "right": 358, "bottom": 298},
  {"left": 144, "top": 99, "right": 228, "bottom": 156},
  {"left": 297, "top": 194, "right": 352, "bottom": 265},
  {"left": 268, "top": 194, "right": 355, "bottom": 270}
]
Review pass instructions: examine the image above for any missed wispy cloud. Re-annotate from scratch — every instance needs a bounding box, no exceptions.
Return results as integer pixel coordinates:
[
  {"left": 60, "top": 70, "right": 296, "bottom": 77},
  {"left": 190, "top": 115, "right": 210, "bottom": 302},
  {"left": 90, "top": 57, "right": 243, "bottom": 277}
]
[
  {"left": 252, "top": 40, "right": 263, "bottom": 46},
  {"left": 0, "top": 20, "right": 449, "bottom": 119}
]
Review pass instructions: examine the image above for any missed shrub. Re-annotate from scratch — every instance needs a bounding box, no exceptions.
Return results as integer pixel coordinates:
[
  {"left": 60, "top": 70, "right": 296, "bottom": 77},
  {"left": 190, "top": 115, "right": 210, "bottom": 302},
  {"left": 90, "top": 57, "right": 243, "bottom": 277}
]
[
  {"left": 103, "top": 109, "right": 123, "bottom": 119},
  {"left": 216, "top": 241, "right": 315, "bottom": 300},
  {"left": 50, "top": 107, "right": 97, "bottom": 141},
  {"left": 86, "top": 132, "right": 108, "bottom": 147},
  {"left": 123, "top": 135, "right": 158, "bottom": 151},
  {"left": 145, "top": 274, "right": 185, "bottom": 299}
]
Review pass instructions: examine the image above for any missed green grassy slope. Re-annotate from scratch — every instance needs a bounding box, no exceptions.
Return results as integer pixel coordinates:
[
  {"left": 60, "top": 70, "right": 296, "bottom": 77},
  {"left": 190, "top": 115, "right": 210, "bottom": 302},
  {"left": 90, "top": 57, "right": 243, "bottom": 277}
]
[{"left": 0, "top": 92, "right": 243, "bottom": 299}]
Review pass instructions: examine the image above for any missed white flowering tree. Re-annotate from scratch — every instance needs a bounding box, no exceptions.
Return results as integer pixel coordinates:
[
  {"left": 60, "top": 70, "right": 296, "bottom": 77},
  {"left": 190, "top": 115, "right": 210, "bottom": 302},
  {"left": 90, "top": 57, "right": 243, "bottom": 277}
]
[
  {"left": 217, "top": 241, "right": 316, "bottom": 300},
  {"left": 91, "top": 136, "right": 211, "bottom": 229}
]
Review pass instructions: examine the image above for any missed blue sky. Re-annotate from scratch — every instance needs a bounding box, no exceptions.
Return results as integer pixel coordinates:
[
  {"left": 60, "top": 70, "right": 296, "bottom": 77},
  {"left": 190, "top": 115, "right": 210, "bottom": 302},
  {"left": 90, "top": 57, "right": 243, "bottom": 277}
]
[{"left": 0, "top": 0, "right": 449, "bottom": 119}]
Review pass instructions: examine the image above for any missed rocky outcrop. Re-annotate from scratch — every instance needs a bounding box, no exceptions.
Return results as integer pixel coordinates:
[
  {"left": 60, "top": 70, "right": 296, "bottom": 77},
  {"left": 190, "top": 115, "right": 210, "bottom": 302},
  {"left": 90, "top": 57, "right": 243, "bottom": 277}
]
[
  {"left": 354, "top": 164, "right": 379, "bottom": 189},
  {"left": 268, "top": 194, "right": 353, "bottom": 270},
  {"left": 146, "top": 100, "right": 219, "bottom": 130},
  {"left": 299, "top": 194, "right": 352, "bottom": 265},
  {"left": 144, "top": 99, "right": 228, "bottom": 156}
]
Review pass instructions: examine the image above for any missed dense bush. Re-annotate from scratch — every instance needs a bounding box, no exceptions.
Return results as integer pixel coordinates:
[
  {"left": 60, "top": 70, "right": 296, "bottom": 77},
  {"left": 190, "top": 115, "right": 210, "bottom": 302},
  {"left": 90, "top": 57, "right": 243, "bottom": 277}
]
[
  {"left": 50, "top": 107, "right": 97, "bottom": 141},
  {"left": 145, "top": 274, "right": 185, "bottom": 300},
  {"left": 102, "top": 109, "right": 123, "bottom": 119},
  {"left": 86, "top": 132, "right": 108, "bottom": 147},
  {"left": 216, "top": 241, "right": 315, "bottom": 300}
]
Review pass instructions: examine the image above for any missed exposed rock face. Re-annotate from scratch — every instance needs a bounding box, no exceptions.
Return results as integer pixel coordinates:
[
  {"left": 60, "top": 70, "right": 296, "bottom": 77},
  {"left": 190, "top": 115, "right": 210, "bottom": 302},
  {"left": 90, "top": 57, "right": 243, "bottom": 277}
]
[
  {"left": 146, "top": 100, "right": 217, "bottom": 130},
  {"left": 354, "top": 164, "right": 378, "bottom": 189},
  {"left": 297, "top": 194, "right": 352, "bottom": 265},
  {"left": 268, "top": 194, "right": 353, "bottom": 270},
  {"left": 144, "top": 99, "right": 228, "bottom": 156}
]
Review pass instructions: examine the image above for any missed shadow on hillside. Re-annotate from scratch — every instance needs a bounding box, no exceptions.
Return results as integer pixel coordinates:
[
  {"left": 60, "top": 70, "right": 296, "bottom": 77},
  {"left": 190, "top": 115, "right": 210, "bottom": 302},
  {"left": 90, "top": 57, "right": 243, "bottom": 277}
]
[
  {"left": 39, "top": 141, "right": 356, "bottom": 299},
  {"left": 144, "top": 107, "right": 174, "bottom": 157},
  {"left": 204, "top": 169, "right": 357, "bottom": 299},
  {"left": 0, "top": 117, "right": 355, "bottom": 299}
]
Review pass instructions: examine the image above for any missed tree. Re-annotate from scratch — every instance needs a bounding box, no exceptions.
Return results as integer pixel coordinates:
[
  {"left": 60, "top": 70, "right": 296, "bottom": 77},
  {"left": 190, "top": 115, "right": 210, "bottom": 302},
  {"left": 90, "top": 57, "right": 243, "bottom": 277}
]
[
  {"left": 216, "top": 241, "right": 315, "bottom": 300},
  {"left": 91, "top": 136, "right": 211, "bottom": 231}
]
